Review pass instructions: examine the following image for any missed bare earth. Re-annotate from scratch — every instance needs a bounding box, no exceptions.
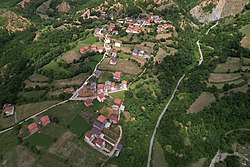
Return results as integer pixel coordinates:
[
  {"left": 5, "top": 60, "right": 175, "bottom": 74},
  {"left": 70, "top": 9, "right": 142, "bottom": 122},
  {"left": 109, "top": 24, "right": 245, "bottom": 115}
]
[
  {"left": 188, "top": 92, "right": 216, "bottom": 113},
  {"left": 209, "top": 73, "right": 242, "bottom": 83},
  {"left": 49, "top": 131, "right": 74, "bottom": 154}
]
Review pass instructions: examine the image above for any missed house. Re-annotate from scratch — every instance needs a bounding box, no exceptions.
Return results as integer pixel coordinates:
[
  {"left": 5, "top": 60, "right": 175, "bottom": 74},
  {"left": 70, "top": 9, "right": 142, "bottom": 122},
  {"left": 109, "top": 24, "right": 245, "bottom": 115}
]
[
  {"left": 126, "top": 27, "right": 132, "bottom": 33},
  {"left": 94, "top": 28, "right": 101, "bottom": 35},
  {"left": 138, "top": 50, "right": 145, "bottom": 57},
  {"left": 65, "top": 87, "right": 74, "bottom": 93},
  {"left": 95, "top": 138, "right": 105, "bottom": 148},
  {"left": 105, "top": 38, "right": 111, "bottom": 44},
  {"left": 91, "top": 127, "right": 101, "bottom": 137},
  {"left": 84, "top": 131, "right": 94, "bottom": 141},
  {"left": 27, "top": 123, "right": 38, "bottom": 134},
  {"left": 105, "top": 44, "right": 112, "bottom": 52},
  {"left": 114, "top": 40, "right": 122, "bottom": 47},
  {"left": 88, "top": 82, "right": 97, "bottom": 91},
  {"left": 132, "top": 49, "right": 138, "bottom": 56},
  {"left": 114, "top": 98, "right": 122, "bottom": 106},
  {"left": 84, "top": 99, "right": 93, "bottom": 107},
  {"left": 109, "top": 113, "right": 118, "bottom": 124},
  {"left": 113, "top": 30, "right": 119, "bottom": 35},
  {"left": 80, "top": 46, "right": 89, "bottom": 54},
  {"left": 111, "top": 82, "right": 116, "bottom": 91},
  {"left": 2, "top": 103, "right": 15, "bottom": 116},
  {"left": 110, "top": 57, "right": 117, "bottom": 65},
  {"left": 97, "top": 115, "right": 108, "bottom": 124},
  {"left": 98, "top": 46, "right": 104, "bottom": 53},
  {"left": 115, "top": 143, "right": 123, "bottom": 157},
  {"left": 97, "top": 93, "right": 105, "bottom": 102},
  {"left": 112, "top": 49, "right": 118, "bottom": 57},
  {"left": 120, "top": 80, "right": 127, "bottom": 89},
  {"left": 113, "top": 98, "right": 122, "bottom": 110},
  {"left": 91, "top": 45, "right": 97, "bottom": 52},
  {"left": 113, "top": 71, "right": 121, "bottom": 80},
  {"left": 117, "top": 18, "right": 124, "bottom": 24},
  {"left": 94, "top": 70, "right": 102, "bottom": 78},
  {"left": 97, "top": 84, "right": 104, "bottom": 94},
  {"left": 40, "top": 115, "right": 50, "bottom": 126},
  {"left": 105, "top": 81, "right": 112, "bottom": 91},
  {"left": 93, "top": 120, "right": 104, "bottom": 130},
  {"left": 144, "top": 52, "right": 152, "bottom": 58}
]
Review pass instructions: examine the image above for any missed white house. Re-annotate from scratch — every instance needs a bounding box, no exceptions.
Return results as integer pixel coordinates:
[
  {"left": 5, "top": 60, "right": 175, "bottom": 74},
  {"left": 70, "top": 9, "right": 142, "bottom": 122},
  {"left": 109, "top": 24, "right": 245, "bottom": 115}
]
[{"left": 114, "top": 40, "right": 122, "bottom": 47}]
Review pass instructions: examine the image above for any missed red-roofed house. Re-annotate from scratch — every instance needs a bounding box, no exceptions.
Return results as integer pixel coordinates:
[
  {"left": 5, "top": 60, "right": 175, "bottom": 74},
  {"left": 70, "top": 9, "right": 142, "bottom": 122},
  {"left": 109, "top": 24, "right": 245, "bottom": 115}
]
[
  {"left": 28, "top": 123, "right": 38, "bottom": 134},
  {"left": 113, "top": 71, "right": 121, "bottom": 80},
  {"left": 97, "top": 115, "right": 107, "bottom": 124},
  {"left": 80, "top": 46, "right": 89, "bottom": 54},
  {"left": 84, "top": 99, "right": 93, "bottom": 107},
  {"left": 105, "top": 38, "right": 111, "bottom": 44},
  {"left": 2, "top": 103, "right": 15, "bottom": 116},
  {"left": 40, "top": 115, "right": 50, "bottom": 126},
  {"left": 98, "top": 46, "right": 104, "bottom": 53},
  {"left": 113, "top": 30, "right": 119, "bottom": 35},
  {"left": 97, "top": 93, "right": 105, "bottom": 102},
  {"left": 109, "top": 113, "right": 118, "bottom": 124},
  {"left": 120, "top": 80, "right": 127, "bottom": 89},
  {"left": 114, "top": 40, "right": 122, "bottom": 47},
  {"left": 97, "top": 84, "right": 104, "bottom": 94},
  {"left": 91, "top": 45, "right": 97, "bottom": 51},
  {"left": 113, "top": 98, "right": 122, "bottom": 110},
  {"left": 84, "top": 131, "right": 94, "bottom": 141},
  {"left": 95, "top": 138, "right": 105, "bottom": 148},
  {"left": 65, "top": 87, "right": 74, "bottom": 93}
]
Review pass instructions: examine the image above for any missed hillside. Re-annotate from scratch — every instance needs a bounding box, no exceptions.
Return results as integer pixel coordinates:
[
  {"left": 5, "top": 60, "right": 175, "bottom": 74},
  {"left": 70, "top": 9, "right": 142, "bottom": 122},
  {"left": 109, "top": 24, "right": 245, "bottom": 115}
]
[{"left": 0, "top": 0, "right": 250, "bottom": 167}]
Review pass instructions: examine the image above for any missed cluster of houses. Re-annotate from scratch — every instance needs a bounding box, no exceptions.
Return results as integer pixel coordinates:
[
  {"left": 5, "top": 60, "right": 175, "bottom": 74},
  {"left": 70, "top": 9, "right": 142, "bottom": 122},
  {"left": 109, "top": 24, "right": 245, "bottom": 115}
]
[
  {"left": 27, "top": 115, "right": 50, "bottom": 134},
  {"left": 132, "top": 48, "right": 152, "bottom": 58},
  {"left": 2, "top": 103, "right": 15, "bottom": 117},
  {"left": 79, "top": 44, "right": 104, "bottom": 54},
  {"left": 157, "top": 24, "right": 175, "bottom": 33},
  {"left": 84, "top": 113, "right": 122, "bottom": 156}
]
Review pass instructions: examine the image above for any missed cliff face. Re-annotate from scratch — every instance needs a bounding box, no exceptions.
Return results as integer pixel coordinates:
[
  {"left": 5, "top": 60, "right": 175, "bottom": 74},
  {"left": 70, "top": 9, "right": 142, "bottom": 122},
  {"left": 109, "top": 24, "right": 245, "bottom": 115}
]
[{"left": 190, "top": 0, "right": 250, "bottom": 24}]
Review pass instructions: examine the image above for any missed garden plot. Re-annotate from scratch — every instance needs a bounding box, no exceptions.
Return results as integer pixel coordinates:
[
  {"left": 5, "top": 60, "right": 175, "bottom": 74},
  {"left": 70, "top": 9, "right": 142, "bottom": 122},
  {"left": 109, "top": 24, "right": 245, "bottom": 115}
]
[
  {"left": 213, "top": 57, "right": 241, "bottom": 73},
  {"left": 209, "top": 73, "right": 242, "bottom": 83}
]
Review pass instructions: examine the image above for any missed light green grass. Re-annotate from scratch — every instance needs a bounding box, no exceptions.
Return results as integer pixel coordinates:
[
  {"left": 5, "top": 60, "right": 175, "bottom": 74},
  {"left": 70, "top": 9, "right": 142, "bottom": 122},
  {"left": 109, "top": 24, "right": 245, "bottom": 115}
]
[
  {"left": 26, "top": 133, "right": 53, "bottom": 148},
  {"left": 118, "top": 53, "right": 131, "bottom": 59},
  {"left": 240, "top": 24, "right": 250, "bottom": 49},
  {"left": 69, "top": 114, "right": 91, "bottom": 135},
  {"left": 91, "top": 99, "right": 104, "bottom": 111},
  {"left": 39, "top": 154, "right": 67, "bottom": 167},
  {"left": 0, "top": 116, "right": 15, "bottom": 129},
  {"left": 0, "top": 16, "right": 7, "bottom": 27},
  {"left": 41, "top": 122, "right": 65, "bottom": 139},
  {"left": 97, "top": 71, "right": 113, "bottom": 83},
  {"left": 28, "top": 74, "right": 49, "bottom": 82},
  {"left": 0, "top": 130, "right": 18, "bottom": 155},
  {"left": 213, "top": 57, "right": 241, "bottom": 73},
  {"left": 243, "top": 57, "right": 250, "bottom": 66},
  {"left": 16, "top": 101, "right": 60, "bottom": 122},
  {"left": 110, "top": 91, "right": 125, "bottom": 99},
  {"left": 19, "top": 90, "right": 46, "bottom": 98},
  {"left": 46, "top": 101, "right": 82, "bottom": 127},
  {"left": 80, "top": 36, "right": 98, "bottom": 45}
]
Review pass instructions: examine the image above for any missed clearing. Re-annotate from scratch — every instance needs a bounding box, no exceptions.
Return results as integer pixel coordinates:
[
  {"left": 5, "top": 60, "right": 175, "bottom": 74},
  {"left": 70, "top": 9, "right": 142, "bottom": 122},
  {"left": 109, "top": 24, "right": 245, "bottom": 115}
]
[
  {"left": 208, "top": 73, "right": 242, "bottom": 83},
  {"left": 213, "top": 57, "right": 241, "bottom": 73},
  {"left": 187, "top": 92, "right": 216, "bottom": 113},
  {"left": 16, "top": 100, "right": 60, "bottom": 122},
  {"left": 155, "top": 33, "right": 172, "bottom": 40},
  {"left": 240, "top": 24, "right": 250, "bottom": 49},
  {"left": 152, "top": 140, "right": 168, "bottom": 167},
  {"left": 98, "top": 58, "right": 142, "bottom": 75}
]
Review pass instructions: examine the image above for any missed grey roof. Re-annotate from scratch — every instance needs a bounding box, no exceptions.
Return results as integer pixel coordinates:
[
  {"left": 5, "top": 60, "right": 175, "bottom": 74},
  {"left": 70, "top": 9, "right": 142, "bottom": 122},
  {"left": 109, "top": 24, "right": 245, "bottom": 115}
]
[
  {"left": 94, "top": 70, "right": 102, "bottom": 77},
  {"left": 117, "top": 143, "right": 123, "bottom": 150},
  {"left": 93, "top": 120, "right": 103, "bottom": 129},
  {"left": 91, "top": 127, "right": 101, "bottom": 136}
]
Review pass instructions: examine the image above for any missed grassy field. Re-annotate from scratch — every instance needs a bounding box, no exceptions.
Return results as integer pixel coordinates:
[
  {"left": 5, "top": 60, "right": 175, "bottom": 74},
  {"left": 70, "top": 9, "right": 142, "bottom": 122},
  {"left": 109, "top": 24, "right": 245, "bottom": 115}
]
[
  {"left": 26, "top": 133, "right": 54, "bottom": 148},
  {"left": 91, "top": 99, "right": 104, "bottom": 111},
  {"left": 243, "top": 57, "right": 250, "bottom": 66},
  {"left": 16, "top": 100, "right": 60, "bottom": 122},
  {"left": 240, "top": 24, "right": 250, "bottom": 49},
  {"left": 187, "top": 92, "right": 216, "bottom": 113},
  {"left": 0, "top": 130, "right": 18, "bottom": 155},
  {"left": 97, "top": 71, "right": 113, "bottom": 83},
  {"left": 98, "top": 58, "right": 142, "bottom": 75},
  {"left": 28, "top": 73, "right": 49, "bottom": 82},
  {"left": 80, "top": 36, "right": 98, "bottom": 45},
  {"left": 19, "top": 90, "right": 46, "bottom": 98},
  {"left": 210, "top": 78, "right": 246, "bottom": 89},
  {"left": 118, "top": 53, "right": 131, "bottom": 59},
  {"left": 209, "top": 73, "right": 242, "bottom": 83},
  {"left": 38, "top": 153, "right": 68, "bottom": 167},
  {"left": 41, "top": 122, "right": 65, "bottom": 139},
  {"left": 41, "top": 60, "right": 78, "bottom": 75},
  {"left": 152, "top": 140, "right": 168, "bottom": 167},
  {"left": 110, "top": 91, "right": 125, "bottom": 99},
  {"left": 0, "top": 116, "right": 15, "bottom": 129},
  {"left": 0, "top": 16, "right": 7, "bottom": 27},
  {"left": 213, "top": 57, "right": 241, "bottom": 73},
  {"left": 69, "top": 114, "right": 91, "bottom": 135}
]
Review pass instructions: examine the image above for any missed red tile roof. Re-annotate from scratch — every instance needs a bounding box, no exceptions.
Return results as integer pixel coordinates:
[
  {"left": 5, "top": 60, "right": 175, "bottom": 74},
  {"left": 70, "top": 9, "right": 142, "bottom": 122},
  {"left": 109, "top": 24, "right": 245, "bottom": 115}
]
[
  {"left": 97, "top": 115, "right": 107, "bottom": 123},
  {"left": 97, "top": 93, "right": 105, "bottom": 99},
  {"left": 28, "top": 123, "right": 38, "bottom": 133},
  {"left": 113, "top": 71, "right": 121, "bottom": 78},
  {"left": 97, "top": 84, "right": 104, "bottom": 89},
  {"left": 84, "top": 99, "right": 93, "bottom": 107},
  {"left": 121, "top": 80, "right": 127, "bottom": 85},
  {"left": 109, "top": 113, "right": 118, "bottom": 123},
  {"left": 40, "top": 115, "right": 50, "bottom": 125},
  {"left": 96, "top": 138, "right": 104, "bottom": 146},
  {"left": 3, "top": 103, "right": 14, "bottom": 113},
  {"left": 114, "top": 98, "right": 122, "bottom": 106},
  {"left": 111, "top": 82, "right": 116, "bottom": 87},
  {"left": 84, "top": 131, "right": 93, "bottom": 138}
]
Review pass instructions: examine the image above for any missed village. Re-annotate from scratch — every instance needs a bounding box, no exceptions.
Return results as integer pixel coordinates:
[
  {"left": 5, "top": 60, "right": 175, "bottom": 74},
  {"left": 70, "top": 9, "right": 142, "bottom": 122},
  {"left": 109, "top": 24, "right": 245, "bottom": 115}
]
[{"left": 1, "top": 11, "right": 175, "bottom": 158}]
